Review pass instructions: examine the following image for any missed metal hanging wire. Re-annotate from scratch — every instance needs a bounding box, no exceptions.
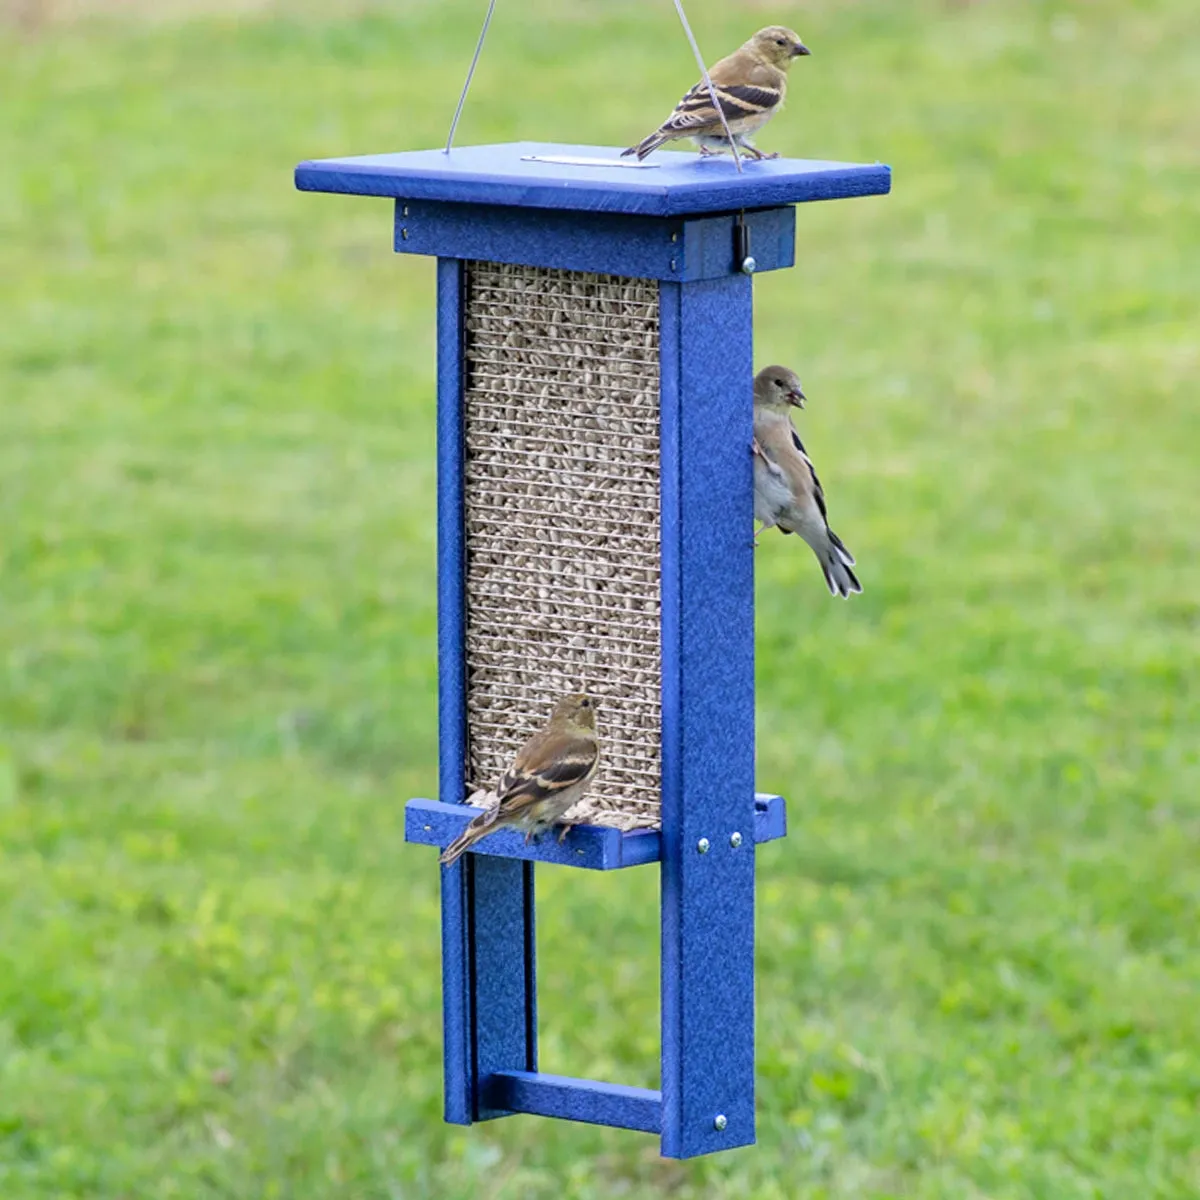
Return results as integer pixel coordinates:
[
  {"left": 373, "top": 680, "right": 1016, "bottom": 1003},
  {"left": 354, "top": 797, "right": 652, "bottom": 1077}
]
[
  {"left": 669, "top": 0, "right": 744, "bottom": 173},
  {"left": 445, "top": 0, "right": 499, "bottom": 154},
  {"left": 444, "top": 0, "right": 744, "bottom": 171}
]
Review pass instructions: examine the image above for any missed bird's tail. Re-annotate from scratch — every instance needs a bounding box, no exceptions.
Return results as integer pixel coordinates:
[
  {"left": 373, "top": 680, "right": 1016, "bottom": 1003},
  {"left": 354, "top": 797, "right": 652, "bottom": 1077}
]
[
  {"left": 621, "top": 131, "right": 669, "bottom": 161},
  {"left": 439, "top": 806, "right": 500, "bottom": 867},
  {"left": 821, "top": 530, "right": 862, "bottom": 598}
]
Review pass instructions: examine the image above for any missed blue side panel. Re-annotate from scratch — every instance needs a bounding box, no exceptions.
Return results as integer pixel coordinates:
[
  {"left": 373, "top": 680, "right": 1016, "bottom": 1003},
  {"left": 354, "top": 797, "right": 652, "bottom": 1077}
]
[
  {"left": 435, "top": 257, "right": 536, "bottom": 1126},
  {"left": 435, "top": 258, "right": 472, "bottom": 1125},
  {"left": 483, "top": 1071, "right": 662, "bottom": 1134},
  {"left": 394, "top": 202, "right": 795, "bottom": 281},
  {"left": 470, "top": 857, "right": 537, "bottom": 1120},
  {"left": 659, "top": 277, "right": 758, "bottom": 1159},
  {"left": 435, "top": 257, "right": 468, "bottom": 809},
  {"left": 296, "top": 142, "right": 893, "bottom": 218},
  {"left": 440, "top": 859, "right": 471, "bottom": 1124}
]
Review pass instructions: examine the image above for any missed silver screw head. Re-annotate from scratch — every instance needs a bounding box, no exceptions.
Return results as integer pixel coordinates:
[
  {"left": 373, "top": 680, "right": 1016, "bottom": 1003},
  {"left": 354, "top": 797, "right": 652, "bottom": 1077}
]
[
  {"left": 730, "top": 831, "right": 743, "bottom": 848},
  {"left": 696, "top": 837, "right": 711, "bottom": 854},
  {"left": 740, "top": 255, "right": 757, "bottom": 275},
  {"left": 714, "top": 1113, "right": 728, "bottom": 1131}
]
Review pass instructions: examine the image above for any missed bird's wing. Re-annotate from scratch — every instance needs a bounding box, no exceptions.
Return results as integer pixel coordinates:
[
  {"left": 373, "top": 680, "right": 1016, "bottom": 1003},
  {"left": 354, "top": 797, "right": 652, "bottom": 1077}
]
[
  {"left": 657, "top": 56, "right": 784, "bottom": 134},
  {"left": 789, "top": 426, "right": 827, "bottom": 520},
  {"left": 759, "top": 421, "right": 825, "bottom": 525},
  {"left": 496, "top": 729, "right": 599, "bottom": 814}
]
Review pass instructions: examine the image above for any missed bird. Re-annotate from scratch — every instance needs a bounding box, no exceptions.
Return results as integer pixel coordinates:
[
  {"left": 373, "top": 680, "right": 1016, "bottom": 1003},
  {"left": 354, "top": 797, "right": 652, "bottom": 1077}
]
[
  {"left": 752, "top": 365, "right": 862, "bottom": 598},
  {"left": 439, "top": 693, "right": 601, "bottom": 866},
  {"left": 622, "top": 26, "right": 810, "bottom": 162}
]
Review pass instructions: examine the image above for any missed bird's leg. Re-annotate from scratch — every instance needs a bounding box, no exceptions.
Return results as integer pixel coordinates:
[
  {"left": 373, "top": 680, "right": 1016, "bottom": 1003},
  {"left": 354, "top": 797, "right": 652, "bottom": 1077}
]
[
  {"left": 557, "top": 824, "right": 574, "bottom": 844},
  {"left": 698, "top": 144, "right": 716, "bottom": 157},
  {"left": 737, "top": 137, "right": 779, "bottom": 162}
]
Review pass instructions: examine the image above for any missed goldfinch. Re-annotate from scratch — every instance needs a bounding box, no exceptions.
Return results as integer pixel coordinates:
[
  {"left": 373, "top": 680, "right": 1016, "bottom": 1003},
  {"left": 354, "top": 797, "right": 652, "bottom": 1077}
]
[
  {"left": 439, "top": 694, "right": 600, "bottom": 866},
  {"left": 623, "top": 26, "right": 810, "bottom": 161},
  {"left": 752, "top": 366, "right": 862, "bottom": 598}
]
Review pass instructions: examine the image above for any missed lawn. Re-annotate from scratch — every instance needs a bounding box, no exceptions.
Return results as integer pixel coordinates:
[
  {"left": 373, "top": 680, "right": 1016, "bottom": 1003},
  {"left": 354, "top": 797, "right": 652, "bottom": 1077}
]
[{"left": 1, "top": 0, "right": 1198, "bottom": 1196}]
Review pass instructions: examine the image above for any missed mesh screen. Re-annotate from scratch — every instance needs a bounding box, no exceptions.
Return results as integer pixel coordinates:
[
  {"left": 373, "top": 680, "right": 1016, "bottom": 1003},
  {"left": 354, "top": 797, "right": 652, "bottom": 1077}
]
[{"left": 462, "top": 261, "right": 662, "bottom": 830}]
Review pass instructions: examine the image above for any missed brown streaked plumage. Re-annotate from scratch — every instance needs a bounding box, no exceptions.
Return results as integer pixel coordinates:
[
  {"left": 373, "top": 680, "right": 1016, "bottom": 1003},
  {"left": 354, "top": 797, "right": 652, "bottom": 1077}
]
[
  {"left": 439, "top": 693, "right": 600, "bottom": 866},
  {"left": 623, "top": 26, "right": 810, "bottom": 161}
]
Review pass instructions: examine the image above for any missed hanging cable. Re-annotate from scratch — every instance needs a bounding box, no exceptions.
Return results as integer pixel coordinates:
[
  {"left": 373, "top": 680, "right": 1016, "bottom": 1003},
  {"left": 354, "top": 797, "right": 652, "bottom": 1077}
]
[
  {"left": 669, "top": 0, "right": 743, "bottom": 173},
  {"left": 444, "top": 0, "right": 499, "bottom": 154},
  {"left": 444, "top": 0, "right": 742, "bottom": 172}
]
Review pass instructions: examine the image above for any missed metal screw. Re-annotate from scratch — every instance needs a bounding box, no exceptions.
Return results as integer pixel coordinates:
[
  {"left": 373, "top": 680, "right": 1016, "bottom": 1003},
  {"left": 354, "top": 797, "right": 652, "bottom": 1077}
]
[
  {"left": 670, "top": 231, "right": 678, "bottom": 243},
  {"left": 697, "top": 837, "right": 710, "bottom": 854},
  {"left": 401, "top": 228, "right": 410, "bottom": 240},
  {"left": 423, "top": 824, "right": 432, "bottom": 832},
  {"left": 402, "top": 205, "right": 409, "bottom": 217},
  {"left": 714, "top": 1113, "right": 728, "bottom": 1131},
  {"left": 730, "top": 831, "right": 743, "bottom": 848},
  {"left": 669, "top": 257, "right": 677, "bottom": 272},
  {"left": 740, "top": 255, "right": 757, "bottom": 275}
]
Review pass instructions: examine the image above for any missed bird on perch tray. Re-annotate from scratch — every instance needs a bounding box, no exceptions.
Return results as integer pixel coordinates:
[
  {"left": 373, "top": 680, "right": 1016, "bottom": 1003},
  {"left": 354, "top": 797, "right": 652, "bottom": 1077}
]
[
  {"left": 622, "top": 25, "right": 810, "bottom": 161},
  {"left": 439, "top": 693, "right": 601, "bottom": 866},
  {"left": 752, "top": 366, "right": 862, "bottom": 599}
]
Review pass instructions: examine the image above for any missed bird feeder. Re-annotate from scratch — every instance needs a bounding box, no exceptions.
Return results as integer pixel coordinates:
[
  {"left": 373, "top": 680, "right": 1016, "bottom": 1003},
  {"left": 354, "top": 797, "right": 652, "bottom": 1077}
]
[{"left": 296, "top": 142, "right": 890, "bottom": 1158}]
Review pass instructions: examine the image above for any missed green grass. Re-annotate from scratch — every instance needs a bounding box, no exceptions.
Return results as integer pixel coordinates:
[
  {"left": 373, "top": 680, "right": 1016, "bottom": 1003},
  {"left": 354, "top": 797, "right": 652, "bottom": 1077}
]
[{"left": 2, "top": 0, "right": 1198, "bottom": 1195}]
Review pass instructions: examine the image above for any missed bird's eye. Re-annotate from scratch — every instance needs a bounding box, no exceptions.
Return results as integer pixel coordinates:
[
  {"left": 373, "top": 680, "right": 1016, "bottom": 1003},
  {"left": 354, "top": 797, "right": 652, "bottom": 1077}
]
[
  {"left": 580, "top": 697, "right": 591, "bottom": 708},
  {"left": 775, "top": 38, "right": 786, "bottom": 46},
  {"left": 774, "top": 378, "right": 784, "bottom": 387}
]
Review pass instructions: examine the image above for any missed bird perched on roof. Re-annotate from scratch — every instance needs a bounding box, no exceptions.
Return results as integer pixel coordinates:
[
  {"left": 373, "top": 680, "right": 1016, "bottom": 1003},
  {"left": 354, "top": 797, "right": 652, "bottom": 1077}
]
[
  {"left": 752, "top": 366, "right": 862, "bottom": 598},
  {"left": 622, "top": 26, "right": 810, "bottom": 162},
  {"left": 439, "top": 693, "right": 601, "bottom": 866}
]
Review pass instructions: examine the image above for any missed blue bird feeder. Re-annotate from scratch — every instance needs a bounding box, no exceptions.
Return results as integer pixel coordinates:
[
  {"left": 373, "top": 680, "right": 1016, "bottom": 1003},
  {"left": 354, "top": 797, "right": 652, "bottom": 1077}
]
[{"left": 296, "top": 142, "right": 889, "bottom": 1158}]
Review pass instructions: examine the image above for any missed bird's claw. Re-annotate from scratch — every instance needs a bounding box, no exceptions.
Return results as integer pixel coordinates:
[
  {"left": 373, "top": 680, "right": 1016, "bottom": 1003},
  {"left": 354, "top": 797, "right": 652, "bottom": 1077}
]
[{"left": 557, "top": 824, "right": 573, "bottom": 844}]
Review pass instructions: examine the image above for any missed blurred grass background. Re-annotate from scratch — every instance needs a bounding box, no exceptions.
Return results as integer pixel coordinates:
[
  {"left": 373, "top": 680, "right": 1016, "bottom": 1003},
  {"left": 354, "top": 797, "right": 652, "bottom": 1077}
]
[{"left": 1, "top": 0, "right": 1198, "bottom": 1195}]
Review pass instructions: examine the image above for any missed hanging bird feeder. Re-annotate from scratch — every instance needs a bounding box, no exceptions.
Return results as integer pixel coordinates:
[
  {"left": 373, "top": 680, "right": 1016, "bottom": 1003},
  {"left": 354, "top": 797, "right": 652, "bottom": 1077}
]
[{"left": 295, "top": 9, "right": 889, "bottom": 1160}]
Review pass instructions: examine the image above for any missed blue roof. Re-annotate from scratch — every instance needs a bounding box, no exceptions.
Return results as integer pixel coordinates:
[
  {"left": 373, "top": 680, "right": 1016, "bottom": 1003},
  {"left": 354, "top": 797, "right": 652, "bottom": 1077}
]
[{"left": 295, "top": 141, "right": 890, "bottom": 218}]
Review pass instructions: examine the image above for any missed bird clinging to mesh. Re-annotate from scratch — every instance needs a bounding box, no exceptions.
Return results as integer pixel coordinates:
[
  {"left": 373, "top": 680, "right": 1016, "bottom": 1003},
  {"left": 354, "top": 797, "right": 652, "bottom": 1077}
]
[
  {"left": 439, "top": 693, "right": 601, "bottom": 867},
  {"left": 623, "top": 26, "right": 810, "bottom": 162}
]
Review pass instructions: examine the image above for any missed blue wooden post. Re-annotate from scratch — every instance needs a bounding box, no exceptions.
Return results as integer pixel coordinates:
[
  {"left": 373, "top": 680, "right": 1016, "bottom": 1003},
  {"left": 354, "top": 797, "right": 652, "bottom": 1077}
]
[
  {"left": 436, "top": 256, "right": 537, "bottom": 1123},
  {"left": 296, "top": 142, "right": 890, "bottom": 1158},
  {"left": 659, "top": 274, "right": 758, "bottom": 1155}
]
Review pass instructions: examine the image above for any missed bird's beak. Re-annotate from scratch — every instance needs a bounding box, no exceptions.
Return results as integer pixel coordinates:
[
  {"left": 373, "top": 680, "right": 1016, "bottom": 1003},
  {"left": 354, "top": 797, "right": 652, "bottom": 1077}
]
[
  {"left": 787, "top": 388, "right": 806, "bottom": 408},
  {"left": 793, "top": 42, "right": 811, "bottom": 57}
]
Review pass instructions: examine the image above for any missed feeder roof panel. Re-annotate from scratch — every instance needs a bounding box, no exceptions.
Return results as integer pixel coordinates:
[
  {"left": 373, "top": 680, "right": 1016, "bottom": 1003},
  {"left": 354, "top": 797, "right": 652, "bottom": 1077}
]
[{"left": 295, "top": 142, "right": 890, "bottom": 217}]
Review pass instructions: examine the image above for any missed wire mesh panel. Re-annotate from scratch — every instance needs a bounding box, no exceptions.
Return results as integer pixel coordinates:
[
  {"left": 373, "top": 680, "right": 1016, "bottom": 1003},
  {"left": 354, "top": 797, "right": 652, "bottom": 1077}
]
[{"left": 462, "top": 261, "right": 662, "bottom": 830}]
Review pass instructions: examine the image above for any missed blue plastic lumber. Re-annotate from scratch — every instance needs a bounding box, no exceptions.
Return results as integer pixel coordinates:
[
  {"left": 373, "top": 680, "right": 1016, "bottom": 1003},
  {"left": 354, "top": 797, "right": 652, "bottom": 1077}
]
[
  {"left": 483, "top": 1071, "right": 662, "bottom": 1134},
  {"left": 296, "top": 142, "right": 892, "bottom": 218},
  {"left": 435, "top": 257, "right": 536, "bottom": 1124},
  {"left": 393, "top": 201, "right": 795, "bottom": 281},
  {"left": 436, "top": 258, "right": 472, "bottom": 1125},
  {"left": 470, "top": 856, "right": 538, "bottom": 1121},
  {"left": 405, "top": 796, "right": 786, "bottom": 868},
  {"left": 658, "top": 275, "right": 758, "bottom": 1159}
]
